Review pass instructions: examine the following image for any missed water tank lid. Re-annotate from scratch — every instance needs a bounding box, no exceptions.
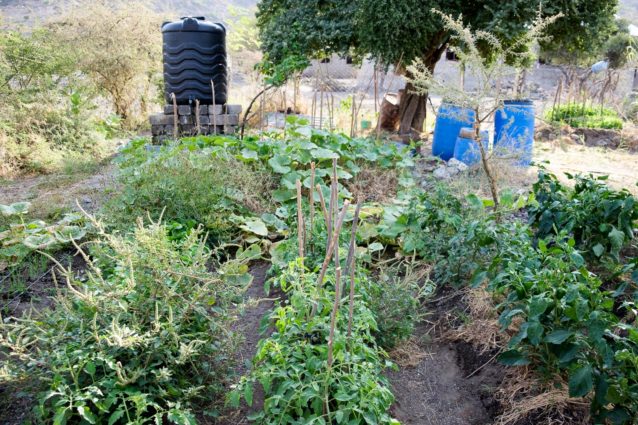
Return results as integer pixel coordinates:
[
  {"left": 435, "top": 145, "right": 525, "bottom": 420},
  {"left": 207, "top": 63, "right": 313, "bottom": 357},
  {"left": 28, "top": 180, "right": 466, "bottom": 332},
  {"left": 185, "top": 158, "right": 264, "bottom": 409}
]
[{"left": 162, "top": 17, "right": 225, "bottom": 33}]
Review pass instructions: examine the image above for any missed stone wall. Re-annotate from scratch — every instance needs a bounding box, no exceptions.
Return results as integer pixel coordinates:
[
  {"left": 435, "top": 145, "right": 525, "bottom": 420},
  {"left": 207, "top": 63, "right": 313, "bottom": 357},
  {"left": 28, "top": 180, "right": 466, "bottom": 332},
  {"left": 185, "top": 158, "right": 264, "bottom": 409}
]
[{"left": 150, "top": 104, "right": 242, "bottom": 143}]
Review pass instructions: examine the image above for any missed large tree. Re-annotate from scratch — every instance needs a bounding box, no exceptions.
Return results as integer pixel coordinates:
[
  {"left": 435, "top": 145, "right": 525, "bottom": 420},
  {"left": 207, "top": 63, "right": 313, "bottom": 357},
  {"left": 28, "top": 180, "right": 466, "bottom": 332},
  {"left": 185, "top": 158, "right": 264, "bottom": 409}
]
[{"left": 256, "top": 0, "right": 618, "bottom": 136}]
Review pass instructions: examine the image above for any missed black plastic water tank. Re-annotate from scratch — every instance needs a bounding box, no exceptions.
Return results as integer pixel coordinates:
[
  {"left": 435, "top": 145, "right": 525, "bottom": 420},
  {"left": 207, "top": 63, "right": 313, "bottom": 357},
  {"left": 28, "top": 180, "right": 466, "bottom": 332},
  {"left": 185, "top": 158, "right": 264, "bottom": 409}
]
[{"left": 162, "top": 17, "right": 228, "bottom": 105}]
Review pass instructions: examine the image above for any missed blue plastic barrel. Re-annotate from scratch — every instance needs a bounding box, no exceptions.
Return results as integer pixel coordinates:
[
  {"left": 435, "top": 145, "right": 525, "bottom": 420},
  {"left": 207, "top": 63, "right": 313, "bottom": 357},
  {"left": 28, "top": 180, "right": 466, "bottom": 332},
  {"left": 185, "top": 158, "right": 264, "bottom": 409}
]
[
  {"left": 432, "top": 103, "right": 476, "bottom": 161},
  {"left": 453, "top": 128, "right": 488, "bottom": 166},
  {"left": 494, "top": 100, "right": 535, "bottom": 166}
]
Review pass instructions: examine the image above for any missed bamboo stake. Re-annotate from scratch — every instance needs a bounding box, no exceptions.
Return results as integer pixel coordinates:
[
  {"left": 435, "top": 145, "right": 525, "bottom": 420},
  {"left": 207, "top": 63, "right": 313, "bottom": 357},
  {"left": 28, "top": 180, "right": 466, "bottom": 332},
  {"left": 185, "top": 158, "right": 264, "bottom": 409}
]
[
  {"left": 296, "top": 180, "right": 305, "bottom": 269},
  {"left": 350, "top": 94, "right": 356, "bottom": 138},
  {"left": 327, "top": 266, "right": 342, "bottom": 368},
  {"left": 309, "top": 163, "right": 316, "bottom": 251},
  {"left": 170, "top": 93, "right": 178, "bottom": 140},
  {"left": 211, "top": 80, "right": 218, "bottom": 134},
  {"left": 346, "top": 203, "right": 362, "bottom": 340}
]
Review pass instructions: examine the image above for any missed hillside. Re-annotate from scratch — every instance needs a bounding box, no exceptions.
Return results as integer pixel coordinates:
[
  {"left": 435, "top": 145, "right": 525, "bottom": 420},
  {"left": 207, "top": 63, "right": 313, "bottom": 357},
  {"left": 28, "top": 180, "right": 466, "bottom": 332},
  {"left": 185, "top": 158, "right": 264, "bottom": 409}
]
[{"left": 0, "top": 0, "right": 257, "bottom": 26}]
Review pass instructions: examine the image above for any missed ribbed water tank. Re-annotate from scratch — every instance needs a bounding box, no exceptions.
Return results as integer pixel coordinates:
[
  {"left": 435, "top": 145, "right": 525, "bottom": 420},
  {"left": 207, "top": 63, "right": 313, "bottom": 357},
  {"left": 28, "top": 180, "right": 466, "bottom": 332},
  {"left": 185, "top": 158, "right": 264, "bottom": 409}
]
[{"left": 162, "top": 17, "right": 228, "bottom": 105}]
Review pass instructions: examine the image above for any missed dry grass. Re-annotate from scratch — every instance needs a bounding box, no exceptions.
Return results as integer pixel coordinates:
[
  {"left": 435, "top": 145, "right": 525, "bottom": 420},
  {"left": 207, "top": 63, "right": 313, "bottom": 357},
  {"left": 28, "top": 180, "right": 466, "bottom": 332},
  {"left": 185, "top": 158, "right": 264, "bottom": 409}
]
[
  {"left": 388, "top": 338, "right": 433, "bottom": 368},
  {"left": 495, "top": 368, "right": 590, "bottom": 425},
  {"left": 447, "top": 286, "right": 504, "bottom": 354},
  {"left": 348, "top": 165, "right": 399, "bottom": 203}
]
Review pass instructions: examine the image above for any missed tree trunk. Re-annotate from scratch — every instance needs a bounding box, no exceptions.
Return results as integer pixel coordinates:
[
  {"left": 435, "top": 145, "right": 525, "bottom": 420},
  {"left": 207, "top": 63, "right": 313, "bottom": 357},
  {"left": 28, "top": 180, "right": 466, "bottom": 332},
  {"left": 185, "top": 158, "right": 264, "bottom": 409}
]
[{"left": 397, "top": 43, "right": 447, "bottom": 139}]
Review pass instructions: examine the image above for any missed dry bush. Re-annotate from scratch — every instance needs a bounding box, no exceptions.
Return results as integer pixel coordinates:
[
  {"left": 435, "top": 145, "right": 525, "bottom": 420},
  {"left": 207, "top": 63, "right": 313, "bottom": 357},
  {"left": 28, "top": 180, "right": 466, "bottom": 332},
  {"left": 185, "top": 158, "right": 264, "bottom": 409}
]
[
  {"left": 49, "top": 1, "right": 163, "bottom": 128},
  {"left": 495, "top": 368, "right": 590, "bottom": 425}
]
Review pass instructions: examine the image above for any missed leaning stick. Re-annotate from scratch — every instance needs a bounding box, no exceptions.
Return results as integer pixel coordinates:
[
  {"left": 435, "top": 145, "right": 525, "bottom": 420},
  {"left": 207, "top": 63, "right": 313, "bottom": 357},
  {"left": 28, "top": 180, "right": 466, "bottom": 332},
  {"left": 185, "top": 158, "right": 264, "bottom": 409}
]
[
  {"left": 316, "top": 200, "right": 350, "bottom": 292},
  {"left": 327, "top": 265, "right": 342, "bottom": 368},
  {"left": 330, "top": 159, "right": 339, "bottom": 262},
  {"left": 310, "top": 200, "right": 350, "bottom": 317},
  {"left": 346, "top": 202, "right": 362, "bottom": 340},
  {"left": 316, "top": 184, "right": 329, "bottom": 225},
  {"left": 296, "top": 180, "right": 305, "bottom": 268}
]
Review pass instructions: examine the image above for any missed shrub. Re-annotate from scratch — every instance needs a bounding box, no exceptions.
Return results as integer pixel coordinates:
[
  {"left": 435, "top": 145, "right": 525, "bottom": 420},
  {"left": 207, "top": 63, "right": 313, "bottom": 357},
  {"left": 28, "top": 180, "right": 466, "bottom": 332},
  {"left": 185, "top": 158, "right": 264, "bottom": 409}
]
[
  {"left": 0, "top": 221, "right": 252, "bottom": 424},
  {"left": 104, "top": 139, "right": 276, "bottom": 244},
  {"left": 364, "top": 264, "right": 431, "bottom": 349},
  {"left": 546, "top": 103, "right": 624, "bottom": 129},
  {"left": 529, "top": 171, "right": 638, "bottom": 261},
  {"left": 0, "top": 28, "right": 113, "bottom": 176}
]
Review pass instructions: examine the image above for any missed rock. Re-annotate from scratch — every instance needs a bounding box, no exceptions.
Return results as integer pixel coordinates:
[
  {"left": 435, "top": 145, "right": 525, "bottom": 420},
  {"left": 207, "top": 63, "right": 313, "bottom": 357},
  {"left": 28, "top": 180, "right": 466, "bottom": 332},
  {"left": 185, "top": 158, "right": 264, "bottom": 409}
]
[
  {"left": 433, "top": 166, "right": 451, "bottom": 180},
  {"left": 448, "top": 158, "right": 468, "bottom": 171}
]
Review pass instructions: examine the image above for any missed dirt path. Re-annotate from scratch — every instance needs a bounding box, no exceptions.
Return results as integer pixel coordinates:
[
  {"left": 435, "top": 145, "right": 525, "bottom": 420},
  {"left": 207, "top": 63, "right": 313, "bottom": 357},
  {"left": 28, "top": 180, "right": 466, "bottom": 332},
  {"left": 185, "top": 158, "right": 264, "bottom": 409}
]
[
  {"left": 0, "top": 163, "right": 116, "bottom": 217},
  {"left": 215, "top": 261, "right": 276, "bottom": 425},
  {"left": 387, "top": 328, "right": 495, "bottom": 425}
]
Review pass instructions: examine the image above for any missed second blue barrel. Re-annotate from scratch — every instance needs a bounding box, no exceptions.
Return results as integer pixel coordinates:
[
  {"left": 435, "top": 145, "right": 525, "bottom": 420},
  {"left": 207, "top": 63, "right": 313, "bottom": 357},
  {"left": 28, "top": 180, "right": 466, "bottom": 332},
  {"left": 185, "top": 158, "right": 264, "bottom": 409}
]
[
  {"left": 494, "top": 100, "right": 535, "bottom": 166},
  {"left": 432, "top": 103, "right": 476, "bottom": 161}
]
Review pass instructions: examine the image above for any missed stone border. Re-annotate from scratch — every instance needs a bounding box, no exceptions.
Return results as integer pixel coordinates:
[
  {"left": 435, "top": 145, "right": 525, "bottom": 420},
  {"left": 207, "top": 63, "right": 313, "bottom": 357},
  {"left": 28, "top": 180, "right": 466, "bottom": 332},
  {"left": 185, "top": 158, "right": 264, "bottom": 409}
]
[{"left": 150, "top": 104, "right": 242, "bottom": 143}]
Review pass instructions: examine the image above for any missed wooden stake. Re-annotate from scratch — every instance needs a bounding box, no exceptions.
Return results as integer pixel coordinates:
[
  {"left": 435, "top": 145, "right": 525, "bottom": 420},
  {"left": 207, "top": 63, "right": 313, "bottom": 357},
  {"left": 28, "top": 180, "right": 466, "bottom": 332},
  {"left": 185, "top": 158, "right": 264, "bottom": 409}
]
[
  {"left": 171, "top": 93, "right": 178, "bottom": 140},
  {"left": 316, "top": 200, "right": 351, "bottom": 292},
  {"left": 211, "top": 80, "right": 218, "bottom": 134},
  {"left": 309, "top": 163, "right": 316, "bottom": 251},
  {"left": 327, "top": 266, "right": 342, "bottom": 368},
  {"left": 316, "top": 184, "right": 329, "bottom": 225},
  {"left": 346, "top": 202, "right": 362, "bottom": 340},
  {"left": 296, "top": 180, "right": 305, "bottom": 268},
  {"left": 195, "top": 99, "right": 201, "bottom": 135}
]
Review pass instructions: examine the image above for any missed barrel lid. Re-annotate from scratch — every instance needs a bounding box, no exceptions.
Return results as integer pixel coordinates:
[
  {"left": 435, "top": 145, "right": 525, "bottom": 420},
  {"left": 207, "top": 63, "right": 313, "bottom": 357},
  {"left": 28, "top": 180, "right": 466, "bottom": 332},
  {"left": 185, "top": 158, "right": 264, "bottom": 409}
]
[{"left": 162, "top": 17, "right": 225, "bottom": 33}]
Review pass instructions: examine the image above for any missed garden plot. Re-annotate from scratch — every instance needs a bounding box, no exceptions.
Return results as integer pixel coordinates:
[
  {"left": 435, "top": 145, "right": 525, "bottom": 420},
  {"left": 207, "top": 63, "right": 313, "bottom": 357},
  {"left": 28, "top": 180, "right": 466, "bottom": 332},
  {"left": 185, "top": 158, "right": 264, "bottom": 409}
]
[{"left": 1, "top": 120, "right": 637, "bottom": 425}]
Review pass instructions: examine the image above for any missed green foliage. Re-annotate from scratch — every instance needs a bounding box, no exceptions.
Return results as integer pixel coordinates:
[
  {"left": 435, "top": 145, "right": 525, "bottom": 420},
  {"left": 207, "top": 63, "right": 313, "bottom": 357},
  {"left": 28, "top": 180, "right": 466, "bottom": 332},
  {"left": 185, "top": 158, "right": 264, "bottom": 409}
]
[
  {"left": 539, "top": 0, "right": 619, "bottom": 65},
  {"left": 546, "top": 103, "right": 624, "bottom": 129},
  {"left": 104, "top": 137, "right": 276, "bottom": 244},
  {"left": 382, "top": 175, "right": 638, "bottom": 422},
  {"left": 604, "top": 31, "right": 637, "bottom": 69},
  {"left": 0, "top": 28, "right": 112, "bottom": 176},
  {"left": 256, "top": 0, "right": 615, "bottom": 77},
  {"left": 363, "top": 263, "right": 432, "bottom": 349},
  {"left": 529, "top": 171, "right": 638, "bottom": 260},
  {"left": 0, "top": 222, "right": 253, "bottom": 424},
  {"left": 0, "top": 201, "right": 89, "bottom": 271},
  {"left": 230, "top": 262, "right": 398, "bottom": 425}
]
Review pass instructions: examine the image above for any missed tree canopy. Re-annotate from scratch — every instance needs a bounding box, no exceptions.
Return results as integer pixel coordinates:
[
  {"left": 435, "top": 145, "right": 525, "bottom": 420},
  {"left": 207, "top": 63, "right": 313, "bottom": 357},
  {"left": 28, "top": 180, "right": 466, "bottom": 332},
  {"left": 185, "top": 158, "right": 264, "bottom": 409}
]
[{"left": 256, "top": 0, "right": 619, "bottom": 134}]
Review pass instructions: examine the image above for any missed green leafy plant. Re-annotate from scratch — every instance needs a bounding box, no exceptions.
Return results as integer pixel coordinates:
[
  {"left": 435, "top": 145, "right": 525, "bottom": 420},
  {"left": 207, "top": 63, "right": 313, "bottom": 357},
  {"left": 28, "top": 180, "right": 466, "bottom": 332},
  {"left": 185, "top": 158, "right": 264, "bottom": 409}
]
[
  {"left": 230, "top": 262, "right": 398, "bottom": 425},
  {"left": 0, "top": 220, "right": 254, "bottom": 424},
  {"left": 0, "top": 201, "right": 89, "bottom": 271},
  {"left": 546, "top": 103, "right": 624, "bottom": 129},
  {"left": 529, "top": 171, "right": 638, "bottom": 260}
]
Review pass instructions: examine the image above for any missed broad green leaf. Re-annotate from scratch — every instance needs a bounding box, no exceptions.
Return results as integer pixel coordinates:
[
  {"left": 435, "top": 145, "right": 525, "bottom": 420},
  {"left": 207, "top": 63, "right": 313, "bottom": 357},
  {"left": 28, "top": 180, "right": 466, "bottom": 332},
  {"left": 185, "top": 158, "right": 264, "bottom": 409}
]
[
  {"left": 244, "top": 383, "right": 254, "bottom": 407},
  {"left": 0, "top": 202, "right": 31, "bottom": 216},
  {"left": 545, "top": 330, "right": 574, "bottom": 344},
  {"left": 498, "top": 349, "right": 531, "bottom": 366},
  {"left": 569, "top": 364, "right": 593, "bottom": 397},
  {"left": 268, "top": 155, "right": 292, "bottom": 174},
  {"left": 240, "top": 219, "right": 269, "bottom": 236},
  {"left": 23, "top": 234, "right": 57, "bottom": 249},
  {"left": 608, "top": 228, "right": 624, "bottom": 253},
  {"left": 311, "top": 147, "right": 339, "bottom": 159},
  {"left": 237, "top": 244, "right": 262, "bottom": 260},
  {"left": 592, "top": 243, "right": 605, "bottom": 257}
]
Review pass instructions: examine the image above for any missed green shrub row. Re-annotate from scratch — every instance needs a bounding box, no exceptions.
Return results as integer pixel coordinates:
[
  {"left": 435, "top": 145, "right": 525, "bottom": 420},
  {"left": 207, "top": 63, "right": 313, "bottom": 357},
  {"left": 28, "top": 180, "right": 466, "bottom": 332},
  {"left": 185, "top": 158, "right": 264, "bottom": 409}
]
[{"left": 546, "top": 103, "right": 624, "bottom": 130}]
